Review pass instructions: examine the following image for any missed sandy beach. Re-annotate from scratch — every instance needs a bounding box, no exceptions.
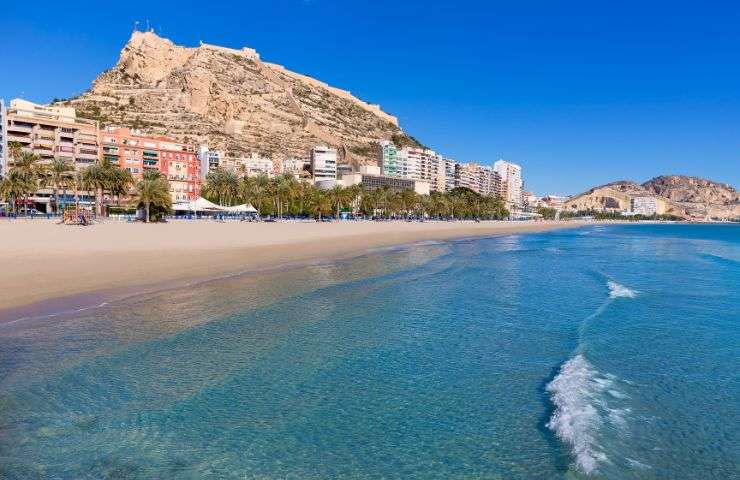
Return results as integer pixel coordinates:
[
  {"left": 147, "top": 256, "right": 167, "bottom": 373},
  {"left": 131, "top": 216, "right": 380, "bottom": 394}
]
[{"left": 0, "top": 219, "right": 587, "bottom": 314}]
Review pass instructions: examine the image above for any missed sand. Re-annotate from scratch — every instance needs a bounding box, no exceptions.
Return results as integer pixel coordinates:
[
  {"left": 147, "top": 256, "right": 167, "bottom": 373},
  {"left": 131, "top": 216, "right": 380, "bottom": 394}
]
[{"left": 0, "top": 219, "right": 587, "bottom": 313}]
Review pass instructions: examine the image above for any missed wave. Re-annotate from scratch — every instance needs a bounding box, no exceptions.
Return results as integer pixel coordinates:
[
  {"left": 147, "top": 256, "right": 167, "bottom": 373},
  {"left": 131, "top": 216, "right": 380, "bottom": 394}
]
[
  {"left": 607, "top": 281, "right": 637, "bottom": 299},
  {"left": 546, "top": 354, "right": 630, "bottom": 475}
]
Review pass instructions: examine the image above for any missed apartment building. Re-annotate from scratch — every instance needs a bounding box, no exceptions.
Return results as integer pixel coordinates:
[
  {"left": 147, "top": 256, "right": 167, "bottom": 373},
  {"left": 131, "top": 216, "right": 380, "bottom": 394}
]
[
  {"left": 418, "top": 149, "right": 446, "bottom": 192},
  {"left": 100, "top": 127, "right": 200, "bottom": 202},
  {"left": 0, "top": 99, "right": 6, "bottom": 177},
  {"left": 631, "top": 196, "right": 658, "bottom": 216},
  {"left": 6, "top": 99, "right": 100, "bottom": 169},
  {"left": 5, "top": 99, "right": 100, "bottom": 211},
  {"left": 378, "top": 140, "right": 398, "bottom": 177},
  {"left": 310, "top": 146, "right": 338, "bottom": 183},
  {"left": 494, "top": 159, "right": 523, "bottom": 207},
  {"left": 197, "top": 145, "right": 224, "bottom": 180}
]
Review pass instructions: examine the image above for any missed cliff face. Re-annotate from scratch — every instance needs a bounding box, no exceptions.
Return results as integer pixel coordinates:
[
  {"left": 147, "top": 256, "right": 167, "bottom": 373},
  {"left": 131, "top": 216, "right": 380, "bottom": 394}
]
[
  {"left": 67, "top": 31, "right": 415, "bottom": 164},
  {"left": 642, "top": 176, "right": 740, "bottom": 219}
]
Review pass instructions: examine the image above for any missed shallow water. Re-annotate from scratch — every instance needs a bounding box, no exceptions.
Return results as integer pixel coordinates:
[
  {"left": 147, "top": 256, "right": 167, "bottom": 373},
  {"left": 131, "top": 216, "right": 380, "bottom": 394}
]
[{"left": 0, "top": 225, "right": 738, "bottom": 479}]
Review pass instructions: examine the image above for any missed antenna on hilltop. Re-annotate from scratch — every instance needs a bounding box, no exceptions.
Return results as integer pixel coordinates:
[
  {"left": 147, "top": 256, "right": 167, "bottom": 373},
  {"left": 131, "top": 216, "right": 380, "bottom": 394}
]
[
  {"left": 146, "top": 19, "right": 150, "bottom": 32},
  {"left": 133, "top": 21, "right": 140, "bottom": 32}
]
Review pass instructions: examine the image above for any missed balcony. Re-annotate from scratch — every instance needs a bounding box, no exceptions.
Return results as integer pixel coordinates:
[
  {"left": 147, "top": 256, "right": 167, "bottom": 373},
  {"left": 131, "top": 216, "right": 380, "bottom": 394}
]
[
  {"left": 7, "top": 134, "right": 32, "bottom": 143},
  {"left": 8, "top": 124, "right": 33, "bottom": 133}
]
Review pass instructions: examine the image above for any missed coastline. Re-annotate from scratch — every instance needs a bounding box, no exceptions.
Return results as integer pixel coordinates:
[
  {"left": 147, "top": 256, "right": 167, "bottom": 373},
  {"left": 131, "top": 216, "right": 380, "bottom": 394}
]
[{"left": 0, "top": 219, "right": 587, "bottom": 319}]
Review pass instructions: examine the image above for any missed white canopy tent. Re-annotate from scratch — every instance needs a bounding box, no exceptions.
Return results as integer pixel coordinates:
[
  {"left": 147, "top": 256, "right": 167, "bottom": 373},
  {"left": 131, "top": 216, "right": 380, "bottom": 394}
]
[
  {"left": 225, "top": 204, "right": 258, "bottom": 214},
  {"left": 172, "top": 198, "right": 258, "bottom": 215},
  {"left": 173, "top": 197, "right": 224, "bottom": 213}
]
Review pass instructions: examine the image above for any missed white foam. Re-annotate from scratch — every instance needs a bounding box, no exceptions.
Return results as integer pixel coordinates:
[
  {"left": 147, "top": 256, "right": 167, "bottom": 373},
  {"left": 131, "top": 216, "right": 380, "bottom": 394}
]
[
  {"left": 546, "top": 354, "right": 632, "bottom": 475},
  {"left": 607, "top": 281, "right": 637, "bottom": 299}
]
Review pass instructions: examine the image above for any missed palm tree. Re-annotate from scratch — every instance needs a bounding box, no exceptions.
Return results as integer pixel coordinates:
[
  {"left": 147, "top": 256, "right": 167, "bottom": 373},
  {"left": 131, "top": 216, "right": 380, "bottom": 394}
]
[
  {"left": 109, "top": 168, "right": 135, "bottom": 207},
  {"left": 83, "top": 159, "right": 115, "bottom": 217},
  {"left": 46, "top": 157, "right": 75, "bottom": 214},
  {"left": 12, "top": 151, "right": 43, "bottom": 216},
  {"left": 309, "top": 189, "right": 332, "bottom": 221},
  {"left": 0, "top": 169, "right": 34, "bottom": 215},
  {"left": 327, "top": 184, "right": 354, "bottom": 219},
  {"left": 133, "top": 173, "right": 171, "bottom": 223}
]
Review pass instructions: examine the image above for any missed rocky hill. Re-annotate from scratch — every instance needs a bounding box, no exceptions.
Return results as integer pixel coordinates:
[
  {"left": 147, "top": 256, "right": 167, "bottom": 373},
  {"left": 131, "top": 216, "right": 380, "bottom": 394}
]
[
  {"left": 63, "top": 31, "right": 421, "bottom": 165},
  {"left": 642, "top": 175, "right": 739, "bottom": 219},
  {"left": 564, "top": 176, "right": 739, "bottom": 220}
]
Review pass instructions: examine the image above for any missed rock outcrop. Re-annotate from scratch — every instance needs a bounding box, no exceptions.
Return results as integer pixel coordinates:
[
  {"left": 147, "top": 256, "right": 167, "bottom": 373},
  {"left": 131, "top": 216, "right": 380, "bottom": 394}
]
[
  {"left": 642, "top": 175, "right": 740, "bottom": 220},
  {"left": 65, "top": 31, "right": 418, "bottom": 165}
]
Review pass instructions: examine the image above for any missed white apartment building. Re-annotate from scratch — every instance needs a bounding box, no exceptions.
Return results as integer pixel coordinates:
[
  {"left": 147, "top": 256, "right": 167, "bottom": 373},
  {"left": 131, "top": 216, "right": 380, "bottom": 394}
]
[
  {"left": 280, "top": 158, "right": 309, "bottom": 177},
  {"left": 310, "top": 146, "right": 338, "bottom": 182},
  {"left": 418, "top": 149, "right": 446, "bottom": 192},
  {"left": 0, "top": 99, "right": 7, "bottom": 177},
  {"left": 396, "top": 147, "right": 422, "bottom": 180},
  {"left": 444, "top": 158, "right": 457, "bottom": 192},
  {"left": 239, "top": 153, "right": 274, "bottom": 177},
  {"left": 197, "top": 145, "right": 224, "bottom": 180},
  {"left": 631, "top": 196, "right": 658, "bottom": 216},
  {"left": 494, "top": 159, "right": 523, "bottom": 207}
]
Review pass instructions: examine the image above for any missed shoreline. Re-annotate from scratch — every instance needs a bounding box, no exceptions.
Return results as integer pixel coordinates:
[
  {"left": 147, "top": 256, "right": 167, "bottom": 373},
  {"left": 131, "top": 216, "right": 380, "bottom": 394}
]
[{"left": 0, "top": 220, "right": 588, "bottom": 321}]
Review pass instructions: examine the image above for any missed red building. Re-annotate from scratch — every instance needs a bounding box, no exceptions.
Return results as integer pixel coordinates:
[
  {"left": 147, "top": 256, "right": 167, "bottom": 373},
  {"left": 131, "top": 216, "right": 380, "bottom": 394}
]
[{"left": 100, "top": 127, "right": 201, "bottom": 201}]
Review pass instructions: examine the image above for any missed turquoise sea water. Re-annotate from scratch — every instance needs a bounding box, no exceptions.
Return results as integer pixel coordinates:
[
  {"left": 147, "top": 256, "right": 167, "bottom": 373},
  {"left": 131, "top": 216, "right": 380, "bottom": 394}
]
[{"left": 0, "top": 224, "right": 738, "bottom": 479}]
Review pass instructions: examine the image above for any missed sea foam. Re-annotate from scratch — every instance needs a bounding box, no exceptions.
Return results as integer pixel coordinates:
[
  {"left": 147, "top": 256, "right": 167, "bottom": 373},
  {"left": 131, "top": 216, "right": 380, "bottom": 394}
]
[
  {"left": 546, "top": 354, "right": 629, "bottom": 475},
  {"left": 607, "top": 281, "right": 637, "bottom": 299}
]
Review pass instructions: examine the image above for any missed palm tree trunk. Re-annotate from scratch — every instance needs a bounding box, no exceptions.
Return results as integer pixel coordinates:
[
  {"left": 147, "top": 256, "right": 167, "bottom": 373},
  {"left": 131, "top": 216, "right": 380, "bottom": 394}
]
[{"left": 145, "top": 202, "right": 150, "bottom": 223}]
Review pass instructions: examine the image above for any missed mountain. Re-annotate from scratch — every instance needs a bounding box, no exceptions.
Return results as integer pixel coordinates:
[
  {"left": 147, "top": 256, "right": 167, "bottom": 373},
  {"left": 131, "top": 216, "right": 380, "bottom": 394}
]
[
  {"left": 64, "top": 31, "right": 421, "bottom": 165},
  {"left": 564, "top": 176, "right": 739, "bottom": 220},
  {"left": 642, "top": 175, "right": 740, "bottom": 220}
]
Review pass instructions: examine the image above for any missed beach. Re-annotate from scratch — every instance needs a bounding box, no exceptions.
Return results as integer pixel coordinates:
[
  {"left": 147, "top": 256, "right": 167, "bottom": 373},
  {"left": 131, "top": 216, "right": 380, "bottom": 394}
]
[{"left": 0, "top": 219, "right": 585, "bottom": 314}]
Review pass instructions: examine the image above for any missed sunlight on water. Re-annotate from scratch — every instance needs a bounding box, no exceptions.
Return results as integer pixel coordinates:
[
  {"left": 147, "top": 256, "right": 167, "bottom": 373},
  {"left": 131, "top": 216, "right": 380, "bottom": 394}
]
[{"left": 0, "top": 225, "right": 738, "bottom": 479}]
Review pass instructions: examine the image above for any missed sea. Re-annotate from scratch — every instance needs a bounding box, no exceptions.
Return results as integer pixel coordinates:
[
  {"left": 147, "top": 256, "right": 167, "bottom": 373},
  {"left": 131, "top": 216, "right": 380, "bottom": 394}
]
[{"left": 0, "top": 224, "right": 737, "bottom": 479}]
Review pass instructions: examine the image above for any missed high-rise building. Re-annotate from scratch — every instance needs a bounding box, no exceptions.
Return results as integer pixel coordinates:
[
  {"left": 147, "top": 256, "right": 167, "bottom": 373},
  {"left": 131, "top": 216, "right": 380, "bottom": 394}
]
[
  {"left": 310, "top": 145, "right": 338, "bottom": 184},
  {"left": 100, "top": 127, "right": 200, "bottom": 202},
  {"left": 0, "top": 99, "right": 7, "bottom": 177},
  {"left": 396, "top": 147, "right": 422, "bottom": 180},
  {"left": 494, "top": 159, "right": 523, "bottom": 207},
  {"left": 444, "top": 158, "right": 457, "bottom": 192},
  {"left": 418, "top": 149, "right": 446, "bottom": 192},
  {"left": 378, "top": 140, "right": 398, "bottom": 177}
]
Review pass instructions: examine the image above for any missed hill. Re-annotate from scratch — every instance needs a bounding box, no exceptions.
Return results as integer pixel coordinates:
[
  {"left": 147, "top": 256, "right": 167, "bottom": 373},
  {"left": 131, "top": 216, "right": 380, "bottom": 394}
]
[
  {"left": 642, "top": 175, "right": 739, "bottom": 219},
  {"left": 63, "top": 31, "right": 421, "bottom": 165}
]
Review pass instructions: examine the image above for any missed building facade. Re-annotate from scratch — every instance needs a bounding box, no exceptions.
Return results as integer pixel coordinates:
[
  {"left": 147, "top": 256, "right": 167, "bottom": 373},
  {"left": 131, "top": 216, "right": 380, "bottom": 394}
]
[
  {"left": 5, "top": 99, "right": 100, "bottom": 211},
  {"left": 378, "top": 140, "right": 398, "bottom": 177},
  {"left": 310, "top": 146, "right": 338, "bottom": 182},
  {"left": 0, "top": 99, "right": 6, "bottom": 177},
  {"left": 494, "top": 159, "right": 523, "bottom": 207},
  {"left": 197, "top": 145, "right": 223, "bottom": 180},
  {"left": 631, "top": 196, "right": 658, "bottom": 216},
  {"left": 6, "top": 99, "right": 99, "bottom": 170},
  {"left": 100, "top": 127, "right": 200, "bottom": 201}
]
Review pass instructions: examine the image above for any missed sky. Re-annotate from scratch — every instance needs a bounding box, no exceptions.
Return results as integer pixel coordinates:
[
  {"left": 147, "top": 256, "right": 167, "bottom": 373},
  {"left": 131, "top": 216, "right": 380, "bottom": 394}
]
[{"left": 2, "top": 0, "right": 739, "bottom": 194}]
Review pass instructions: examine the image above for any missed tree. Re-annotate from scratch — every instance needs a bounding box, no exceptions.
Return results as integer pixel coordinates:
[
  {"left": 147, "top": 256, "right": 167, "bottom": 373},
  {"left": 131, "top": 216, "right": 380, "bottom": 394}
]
[
  {"left": 109, "top": 168, "right": 135, "bottom": 207},
  {"left": 0, "top": 169, "right": 34, "bottom": 215},
  {"left": 11, "top": 150, "right": 43, "bottom": 215},
  {"left": 308, "top": 189, "right": 332, "bottom": 221},
  {"left": 133, "top": 172, "right": 171, "bottom": 222},
  {"left": 46, "top": 157, "right": 75, "bottom": 214},
  {"left": 83, "top": 159, "right": 115, "bottom": 217}
]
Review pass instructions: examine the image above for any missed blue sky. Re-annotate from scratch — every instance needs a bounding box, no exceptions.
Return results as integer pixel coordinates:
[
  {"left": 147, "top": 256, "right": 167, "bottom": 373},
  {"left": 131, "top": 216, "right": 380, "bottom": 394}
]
[{"left": 2, "top": 0, "right": 739, "bottom": 194}]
